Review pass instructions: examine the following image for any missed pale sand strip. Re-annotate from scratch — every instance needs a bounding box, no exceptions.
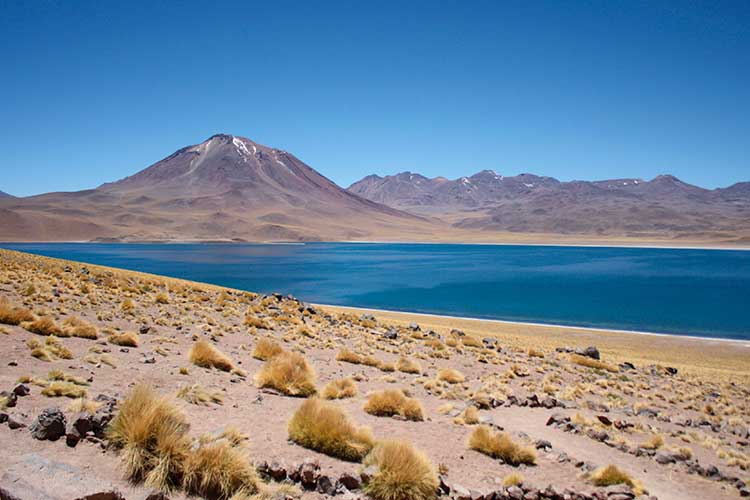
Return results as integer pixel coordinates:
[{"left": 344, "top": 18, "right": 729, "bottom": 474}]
[{"left": 322, "top": 304, "right": 750, "bottom": 381}]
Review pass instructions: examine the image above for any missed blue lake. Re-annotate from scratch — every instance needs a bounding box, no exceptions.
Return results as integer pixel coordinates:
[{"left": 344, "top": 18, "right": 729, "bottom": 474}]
[{"left": 2, "top": 242, "right": 749, "bottom": 340}]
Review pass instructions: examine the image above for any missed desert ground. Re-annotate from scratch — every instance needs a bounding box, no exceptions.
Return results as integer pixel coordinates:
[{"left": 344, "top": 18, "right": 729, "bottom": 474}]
[{"left": 1, "top": 248, "right": 749, "bottom": 500}]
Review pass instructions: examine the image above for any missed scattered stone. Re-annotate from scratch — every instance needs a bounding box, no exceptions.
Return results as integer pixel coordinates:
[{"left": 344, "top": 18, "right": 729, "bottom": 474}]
[
  {"left": 29, "top": 408, "right": 66, "bottom": 441},
  {"left": 12, "top": 384, "right": 30, "bottom": 397},
  {"left": 597, "top": 415, "right": 613, "bottom": 426},
  {"left": 0, "top": 390, "right": 17, "bottom": 408}
]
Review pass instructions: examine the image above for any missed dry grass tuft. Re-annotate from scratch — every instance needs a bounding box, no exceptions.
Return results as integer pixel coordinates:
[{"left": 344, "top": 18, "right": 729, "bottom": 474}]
[
  {"left": 336, "top": 348, "right": 363, "bottom": 364},
  {"left": 108, "top": 331, "right": 140, "bottom": 347},
  {"left": 437, "top": 368, "right": 465, "bottom": 384},
  {"left": 177, "top": 384, "right": 224, "bottom": 406},
  {"left": 107, "top": 384, "right": 191, "bottom": 491},
  {"left": 396, "top": 356, "right": 422, "bottom": 374},
  {"left": 589, "top": 464, "right": 640, "bottom": 492},
  {"left": 288, "top": 397, "right": 375, "bottom": 462},
  {"left": 182, "top": 440, "right": 259, "bottom": 499},
  {"left": 322, "top": 377, "right": 358, "bottom": 400},
  {"left": 255, "top": 351, "right": 316, "bottom": 397},
  {"left": 189, "top": 340, "right": 235, "bottom": 372},
  {"left": 0, "top": 298, "right": 35, "bottom": 325},
  {"left": 468, "top": 426, "right": 536, "bottom": 465},
  {"left": 42, "top": 381, "right": 87, "bottom": 398},
  {"left": 363, "top": 440, "right": 438, "bottom": 500},
  {"left": 22, "top": 316, "right": 63, "bottom": 336},
  {"left": 570, "top": 354, "right": 618, "bottom": 372},
  {"left": 640, "top": 434, "right": 665, "bottom": 450},
  {"left": 62, "top": 316, "right": 98, "bottom": 339},
  {"left": 364, "top": 390, "right": 424, "bottom": 421},
  {"left": 503, "top": 472, "right": 524, "bottom": 487},
  {"left": 252, "top": 338, "right": 283, "bottom": 361},
  {"left": 67, "top": 397, "right": 103, "bottom": 414},
  {"left": 244, "top": 315, "right": 270, "bottom": 329}
]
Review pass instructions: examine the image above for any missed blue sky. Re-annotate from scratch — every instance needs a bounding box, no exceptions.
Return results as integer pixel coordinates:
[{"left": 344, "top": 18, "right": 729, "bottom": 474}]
[{"left": 1, "top": 0, "right": 748, "bottom": 196}]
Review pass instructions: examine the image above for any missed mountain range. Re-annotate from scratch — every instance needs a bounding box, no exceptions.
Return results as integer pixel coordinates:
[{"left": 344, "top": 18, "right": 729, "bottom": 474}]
[
  {"left": 1, "top": 134, "right": 748, "bottom": 245},
  {"left": 348, "top": 171, "right": 750, "bottom": 241}
]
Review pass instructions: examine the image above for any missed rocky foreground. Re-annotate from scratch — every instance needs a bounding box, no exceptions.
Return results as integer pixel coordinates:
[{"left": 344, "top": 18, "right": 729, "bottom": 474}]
[{"left": 0, "top": 249, "right": 749, "bottom": 500}]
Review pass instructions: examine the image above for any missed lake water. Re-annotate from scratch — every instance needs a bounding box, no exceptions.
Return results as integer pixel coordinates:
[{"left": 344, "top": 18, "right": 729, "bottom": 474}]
[{"left": 2, "top": 242, "right": 749, "bottom": 340}]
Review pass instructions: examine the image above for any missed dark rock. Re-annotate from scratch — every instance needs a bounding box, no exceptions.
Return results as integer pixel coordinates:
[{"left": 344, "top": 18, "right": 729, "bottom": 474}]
[
  {"left": 267, "top": 460, "right": 287, "bottom": 481},
  {"left": 665, "top": 366, "right": 678, "bottom": 376},
  {"left": 299, "top": 459, "right": 320, "bottom": 489},
  {"left": 408, "top": 322, "right": 421, "bottom": 331},
  {"left": 316, "top": 474, "right": 336, "bottom": 495},
  {"left": 654, "top": 451, "right": 677, "bottom": 464},
  {"left": 582, "top": 346, "right": 600, "bottom": 359},
  {"left": 535, "top": 439, "right": 552, "bottom": 450},
  {"left": 0, "top": 411, "right": 7, "bottom": 424},
  {"left": 597, "top": 415, "right": 613, "bottom": 426},
  {"left": 139, "top": 325, "right": 151, "bottom": 334},
  {"left": 619, "top": 362, "right": 635, "bottom": 371},
  {"left": 12, "top": 384, "right": 30, "bottom": 397},
  {"left": 337, "top": 472, "right": 361, "bottom": 491},
  {"left": 546, "top": 413, "right": 570, "bottom": 426},
  {"left": 30, "top": 408, "right": 66, "bottom": 441}
]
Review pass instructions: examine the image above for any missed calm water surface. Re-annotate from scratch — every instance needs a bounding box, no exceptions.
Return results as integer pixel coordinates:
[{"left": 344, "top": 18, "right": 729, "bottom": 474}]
[{"left": 2, "top": 242, "right": 749, "bottom": 340}]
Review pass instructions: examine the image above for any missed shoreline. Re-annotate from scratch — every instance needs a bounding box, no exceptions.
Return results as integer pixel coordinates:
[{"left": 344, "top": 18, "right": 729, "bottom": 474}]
[
  {"left": 1, "top": 239, "right": 750, "bottom": 251},
  {"left": 315, "top": 303, "right": 750, "bottom": 346},
  {"left": 2, "top": 247, "right": 749, "bottom": 379}
]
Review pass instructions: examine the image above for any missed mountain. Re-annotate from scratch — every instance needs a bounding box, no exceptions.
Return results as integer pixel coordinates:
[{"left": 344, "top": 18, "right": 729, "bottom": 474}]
[
  {"left": 0, "top": 134, "right": 436, "bottom": 242},
  {"left": 0, "top": 190, "right": 15, "bottom": 199},
  {"left": 348, "top": 171, "right": 750, "bottom": 240}
]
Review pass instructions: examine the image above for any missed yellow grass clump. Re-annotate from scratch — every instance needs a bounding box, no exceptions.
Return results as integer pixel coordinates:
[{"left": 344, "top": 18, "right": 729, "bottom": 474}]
[
  {"left": 244, "top": 315, "right": 270, "bottom": 329},
  {"left": 570, "top": 354, "right": 618, "bottom": 373},
  {"left": 67, "top": 397, "right": 103, "bottom": 414},
  {"left": 396, "top": 356, "right": 422, "bottom": 374},
  {"left": 640, "top": 434, "right": 665, "bottom": 450},
  {"left": 322, "top": 377, "right": 358, "bottom": 400},
  {"left": 0, "top": 298, "right": 35, "bottom": 325},
  {"left": 363, "top": 440, "right": 439, "bottom": 500},
  {"left": 22, "top": 316, "right": 63, "bottom": 336},
  {"left": 177, "top": 384, "right": 224, "bottom": 406},
  {"left": 62, "top": 316, "right": 98, "bottom": 339},
  {"left": 468, "top": 426, "right": 536, "bottom": 465},
  {"left": 182, "top": 440, "right": 259, "bottom": 499},
  {"left": 41, "top": 381, "right": 87, "bottom": 398},
  {"left": 336, "top": 348, "right": 363, "bottom": 364},
  {"left": 189, "top": 340, "right": 235, "bottom": 372},
  {"left": 437, "top": 368, "right": 465, "bottom": 384},
  {"left": 288, "top": 397, "right": 375, "bottom": 462},
  {"left": 154, "top": 292, "right": 170, "bottom": 304},
  {"left": 364, "top": 389, "right": 424, "bottom": 421},
  {"left": 255, "top": 351, "right": 316, "bottom": 397},
  {"left": 106, "top": 384, "right": 192, "bottom": 491},
  {"left": 503, "top": 473, "right": 524, "bottom": 487},
  {"left": 589, "top": 465, "right": 642, "bottom": 493},
  {"left": 108, "top": 331, "right": 140, "bottom": 347},
  {"left": 252, "top": 338, "right": 283, "bottom": 361}
]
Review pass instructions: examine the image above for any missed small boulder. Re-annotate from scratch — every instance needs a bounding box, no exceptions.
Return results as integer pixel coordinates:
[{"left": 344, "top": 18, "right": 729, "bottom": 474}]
[
  {"left": 12, "top": 384, "right": 31, "bottom": 397},
  {"left": 29, "top": 408, "right": 66, "bottom": 440}
]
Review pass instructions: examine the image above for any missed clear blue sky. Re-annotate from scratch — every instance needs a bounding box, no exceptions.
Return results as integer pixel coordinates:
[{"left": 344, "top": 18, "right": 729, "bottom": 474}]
[{"left": 1, "top": 0, "right": 748, "bottom": 196}]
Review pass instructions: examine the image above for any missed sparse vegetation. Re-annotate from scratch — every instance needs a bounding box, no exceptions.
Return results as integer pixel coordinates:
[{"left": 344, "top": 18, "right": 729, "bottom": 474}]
[
  {"left": 437, "top": 367, "right": 465, "bottom": 384},
  {"left": 322, "top": 377, "right": 358, "bottom": 400},
  {"left": 177, "top": 384, "right": 224, "bottom": 406},
  {"left": 108, "top": 331, "right": 140, "bottom": 347},
  {"left": 468, "top": 426, "right": 536, "bottom": 465},
  {"left": 363, "top": 440, "right": 439, "bottom": 500},
  {"left": 288, "top": 397, "right": 374, "bottom": 461},
  {"left": 396, "top": 356, "right": 421, "bottom": 374},
  {"left": 189, "top": 340, "right": 235, "bottom": 372},
  {"left": 252, "top": 338, "right": 283, "bottom": 361},
  {"left": 0, "top": 298, "right": 35, "bottom": 325},
  {"left": 364, "top": 389, "right": 424, "bottom": 421},
  {"left": 255, "top": 351, "right": 316, "bottom": 396}
]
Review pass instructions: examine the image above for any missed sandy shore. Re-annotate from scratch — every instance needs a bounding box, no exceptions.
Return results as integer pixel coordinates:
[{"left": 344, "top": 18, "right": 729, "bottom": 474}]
[{"left": 322, "top": 304, "right": 750, "bottom": 381}]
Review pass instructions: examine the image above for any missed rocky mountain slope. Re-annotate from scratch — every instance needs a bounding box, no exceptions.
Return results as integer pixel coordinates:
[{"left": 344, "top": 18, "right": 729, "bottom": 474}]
[
  {"left": 0, "top": 135, "right": 435, "bottom": 242},
  {"left": 348, "top": 171, "right": 750, "bottom": 241}
]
